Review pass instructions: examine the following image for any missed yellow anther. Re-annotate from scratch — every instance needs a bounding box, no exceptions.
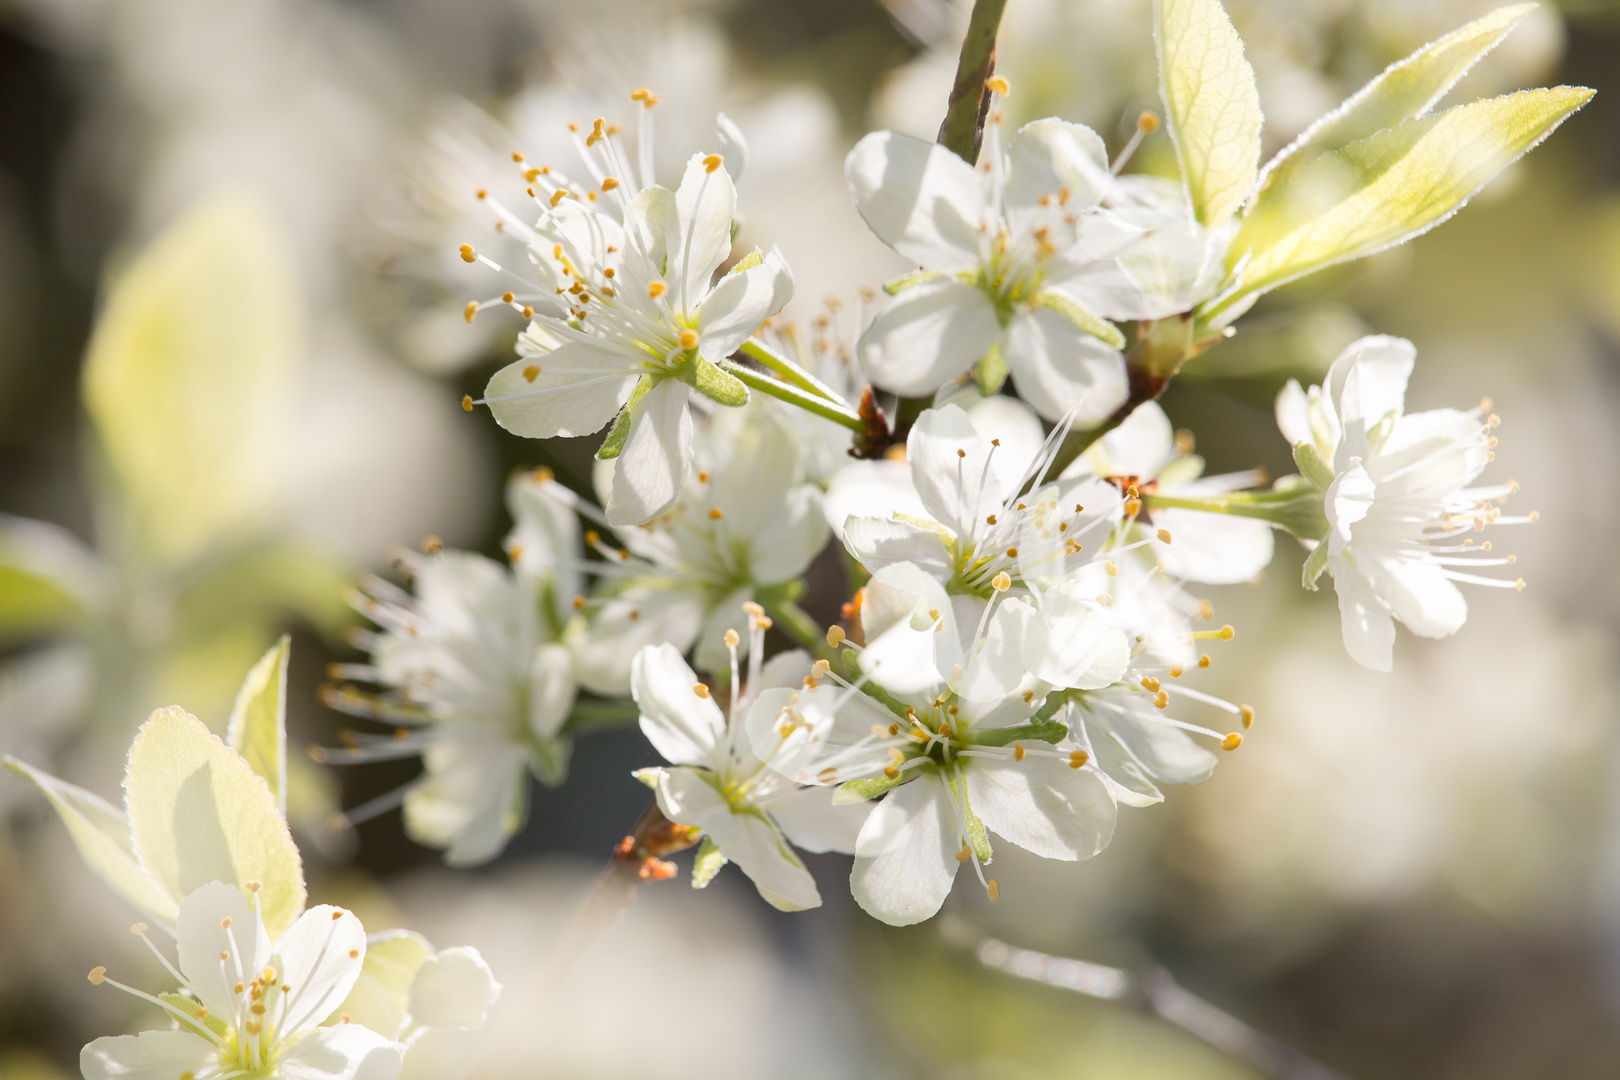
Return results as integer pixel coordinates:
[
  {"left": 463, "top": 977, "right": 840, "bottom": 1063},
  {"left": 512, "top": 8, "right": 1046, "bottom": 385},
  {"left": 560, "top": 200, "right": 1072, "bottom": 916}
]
[
  {"left": 987, "top": 879, "right": 1000, "bottom": 901},
  {"left": 742, "top": 601, "right": 766, "bottom": 617},
  {"left": 1138, "top": 111, "right": 1159, "bottom": 133},
  {"left": 1240, "top": 705, "right": 1254, "bottom": 729},
  {"left": 986, "top": 514, "right": 997, "bottom": 525},
  {"left": 679, "top": 329, "right": 700, "bottom": 350},
  {"left": 1123, "top": 498, "right": 1142, "bottom": 516},
  {"left": 459, "top": 243, "right": 475, "bottom": 263},
  {"left": 1125, "top": 484, "right": 1140, "bottom": 498},
  {"left": 1154, "top": 691, "right": 1169, "bottom": 709},
  {"left": 827, "top": 625, "right": 846, "bottom": 648},
  {"left": 1514, "top": 577, "right": 1526, "bottom": 591},
  {"left": 475, "top": 188, "right": 487, "bottom": 199},
  {"left": 602, "top": 177, "right": 620, "bottom": 191},
  {"left": 649, "top": 280, "right": 668, "bottom": 298},
  {"left": 464, "top": 301, "right": 478, "bottom": 323},
  {"left": 813, "top": 659, "right": 831, "bottom": 676},
  {"left": 1105, "top": 561, "right": 1118, "bottom": 576},
  {"left": 502, "top": 291, "right": 515, "bottom": 304},
  {"left": 1198, "top": 600, "right": 1214, "bottom": 620},
  {"left": 703, "top": 153, "right": 723, "bottom": 173},
  {"left": 88, "top": 966, "right": 107, "bottom": 985},
  {"left": 573, "top": 595, "right": 586, "bottom": 609},
  {"left": 1221, "top": 624, "right": 1235, "bottom": 640},
  {"left": 986, "top": 75, "right": 1010, "bottom": 96},
  {"left": 884, "top": 766, "right": 900, "bottom": 779},
  {"left": 1140, "top": 676, "right": 1160, "bottom": 692},
  {"left": 1157, "top": 528, "right": 1173, "bottom": 545},
  {"left": 1068, "top": 750, "right": 1089, "bottom": 770},
  {"left": 693, "top": 683, "right": 710, "bottom": 699},
  {"left": 549, "top": 189, "right": 568, "bottom": 207},
  {"left": 1169, "top": 667, "right": 1183, "bottom": 678},
  {"left": 707, "top": 506, "right": 724, "bottom": 520},
  {"left": 1221, "top": 732, "right": 1243, "bottom": 751},
  {"left": 522, "top": 305, "right": 534, "bottom": 317},
  {"left": 991, "top": 571, "right": 1012, "bottom": 592},
  {"left": 1528, "top": 510, "right": 1540, "bottom": 522},
  {"left": 1005, "top": 546, "right": 1018, "bottom": 557},
  {"left": 130, "top": 923, "right": 148, "bottom": 935},
  {"left": 956, "top": 843, "right": 972, "bottom": 863},
  {"left": 817, "top": 767, "right": 838, "bottom": 784},
  {"left": 221, "top": 917, "right": 232, "bottom": 929},
  {"left": 523, "top": 365, "right": 540, "bottom": 382},
  {"left": 511, "top": 151, "right": 525, "bottom": 162},
  {"left": 724, "top": 629, "right": 741, "bottom": 648},
  {"left": 1013, "top": 743, "right": 1025, "bottom": 761},
  {"left": 422, "top": 534, "right": 443, "bottom": 555}
]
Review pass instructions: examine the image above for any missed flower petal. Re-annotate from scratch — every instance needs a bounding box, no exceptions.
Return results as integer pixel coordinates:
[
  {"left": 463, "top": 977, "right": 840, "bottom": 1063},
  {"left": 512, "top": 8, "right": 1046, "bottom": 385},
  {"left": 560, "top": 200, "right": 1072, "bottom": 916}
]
[
  {"left": 1082, "top": 401, "right": 1174, "bottom": 478},
  {"left": 1362, "top": 553, "right": 1469, "bottom": 640},
  {"left": 408, "top": 946, "right": 501, "bottom": 1030},
  {"left": 966, "top": 754, "right": 1116, "bottom": 861},
  {"left": 851, "top": 778, "right": 959, "bottom": 926},
  {"left": 1325, "top": 460, "right": 1375, "bottom": 557},
  {"left": 766, "top": 786, "right": 869, "bottom": 854},
  {"left": 672, "top": 154, "right": 739, "bottom": 310},
  {"left": 176, "top": 880, "right": 273, "bottom": 1020},
  {"left": 905, "top": 404, "right": 992, "bottom": 539},
  {"left": 823, "top": 460, "right": 926, "bottom": 540},
  {"left": 1275, "top": 378, "right": 1312, "bottom": 448},
  {"left": 527, "top": 642, "right": 577, "bottom": 741},
  {"left": 1149, "top": 507, "right": 1274, "bottom": 584},
  {"left": 1004, "top": 307, "right": 1127, "bottom": 425},
  {"left": 842, "top": 516, "right": 952, "bottom": 579},
  {"left": 81, "top": 1031, "right": 217, "bottom": 1080},
  {"left": 1330, "top": 553, "right": 1396, "bottom": 672},
  {"left": 857, "top": 278, "right": 1001, "bottom": 397},
  {"left": 631, "top": 643, "right": 725, "bottom": 768},
  {"left": 1004, "top": 119, "right": 1113, "bottom": 224},
  {"left": 277, "top": 1021, "right": 404, "bottom": 1080},
  {"left": 1031, "top": 590, "right": 1129, "bottom": 690},
  {"left": 484, "top": 342, "right": 637, "bottom": 439},
  {"left": 275, "top": 905, "right": 369, "bottom": 1033},
  {"left": 698, "top": 246, "right": 794, "bottom": 362},
  {"left": 573, "top": 586, "right": 704, "bottom": 697},
  {"left": 845, "top": 130, "right": 986, "bottom": 272},
  {"left": 607, "top": 378, "right": 693, "bottom": 526},
  {"left": 656, "top": 767, "right": 821, "bottom": 911},
  {"left": 403, "top": 742, "right": 527, "bottom": 867}
]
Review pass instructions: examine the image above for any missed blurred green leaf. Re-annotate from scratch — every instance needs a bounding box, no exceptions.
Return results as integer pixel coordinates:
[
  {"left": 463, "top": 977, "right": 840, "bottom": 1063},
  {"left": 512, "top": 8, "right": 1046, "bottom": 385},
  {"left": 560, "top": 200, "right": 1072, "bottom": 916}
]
[
  {"left": 0, "top": 517, "right": 103, "bottom": 645},
  {"left": 226, "top": 634, "right": 290, "bottom": 815}
]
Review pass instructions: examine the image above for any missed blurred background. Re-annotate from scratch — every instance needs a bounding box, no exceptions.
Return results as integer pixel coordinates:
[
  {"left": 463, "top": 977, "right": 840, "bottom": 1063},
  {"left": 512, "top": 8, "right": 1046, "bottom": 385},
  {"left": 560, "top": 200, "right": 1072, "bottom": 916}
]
[{"left": 2, "top": 0, "right": 1620, "bottom": 1076}]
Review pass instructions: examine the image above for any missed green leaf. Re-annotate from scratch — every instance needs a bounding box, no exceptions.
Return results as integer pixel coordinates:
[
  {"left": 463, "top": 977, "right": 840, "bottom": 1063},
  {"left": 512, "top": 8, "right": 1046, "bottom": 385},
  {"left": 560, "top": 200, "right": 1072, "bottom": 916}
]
[
  {"left": 975, "top": 342, "right": 1009, "bottom": 396},
  {"left": 0, "top": 566, "right": 87, "bottom": 645},
  {"left": 691, "top": 836, "right": 727, "bottom": 888},
  {"left": 1154, "top": 0, "right": 1262, "bottom": 226},
  {"left": 680, "top": 355, "right": 749, "bottom": 408},
  {"left": 1293, "top": 441, "right": 1336, "bottom": 491},
  {"left": 1034, "top": 290, "right": 1126, "bottom": 350},
  {"left": 833, "top": 772, "right": 909, "bottom": 805},
  {"left": 335, "top": 929, "right": 432, "bottom": 1039},
  {"left": 1224, "top": 86, "right": 1593, "bottom": 308},
  {"left": 82, "top": 190, "right": 303, "bottom": 568},
  {"left": 1255, "top": 5, "right": 1538, "bottom": 204},
  {"left": 596, "top": 376, "right": 652, "bottom": 461},
  {"left": 3, "top": 756, "right": 180, "bottom": 928},
  {"left": 0, "top": 518, "right": 103, "bottom": 645},
  {"left": 1301, "top": 540, "right": 1329, "bottom": 591},
  {"left": 969, "top": 718, "right": 1069, "bottom": 748},
  {"left": 125, "top": 706, "right": 306, "bottom": 938},
  {"left": 226, "top": 635, "right": 290, "bottom": 815}
]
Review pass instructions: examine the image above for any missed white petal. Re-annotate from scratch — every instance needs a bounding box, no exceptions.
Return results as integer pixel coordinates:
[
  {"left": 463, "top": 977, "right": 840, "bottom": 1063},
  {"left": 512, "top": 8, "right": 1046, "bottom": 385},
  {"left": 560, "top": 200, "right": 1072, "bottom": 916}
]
[
  {"left": 845, "top": 130, "right": 986, "bottom": 272},
  {"left": 176, "top": 881, "right": 273, "bottom": 1020},
  {"left": 607, "top": 378, "right": 693, "bottom": 526},
  {"left": 766, "top": 786, "right": 869, "bottom": 854},
  {"left": 850, "top": 778, "right": 959, "bottom": 926},
  {"left": 823, "top": 460, "right": 926, "bottom": 541},
  {"left": 955, "top": 597, "right": 1044, "bottom": 703},
  {"left": 484, "top": 342, "right": 637, "bottom": 439},
  {"left": 81, "top": 1031, "right": 217, "bottom": 1080},
  {"left": 1325, "top": 461, "right": 1375, "bottom": 557},
  {"left": 278, "top": 1022, "right": 403, "bottom": 1080},
  {"left": 275, "top": 905, "right": 369, "bottom": 1033},
  {"left": 672, "top": 154, "right": 739, "bottom": 309},
  {"left": 906, "top": 404, "right": 992, "bottom": 539},
  {"left": 527, "top": 643, "right": 577, "bottom": 740},
  {"left": 403, "top": 743, "right": 526, "bottom": 867},
  {"left": 698, "top": 246, "right": 794, "bottom": 362},
  {"left": 755, "top": 650, "right": 814, "bottom": 693},
  {"left": 630, "top": 644, "right": 725, "bottom": 768},
  {"left": 408, "top": 946, "right": 501, "bottom": 1030},
  {"left": 1275, "top": 378, "right": 1312, "bottom": 448},
  {"left": 965, "top": 395, "right": 1046, "bottom": 490},
  {"left": 503, "top": 471, "right": 584, "bottom": 603},
  {"left": 657, "top": 768, "right": 820, "bottom": 911},
  {"left": 1004, "top": 119, "right": 1113, "bottom": 223},
  {"left": 1327, "top": 335, "right": 1415, "bottom": 457},
  {"left": 1330, "top": 554, "right": 1395, "bottom": 672},
  {"left": 861, "top": 563, "right": 953, "bottom": 695},
  {"left": 1363, "top": 554, "right": 1469, "bottom": 640},
  {"left": 857, "top": 278, "right": 1001, "bottom": 397},
  {"left": 572, "top": 586, "right": 704, "bottom": 696},
  {"left": 1003, "top": 307, "right": 1127, "bottom": 425},
  {"left": 1149, "top": 507, "right": 1274, "bottom": 585},
  {"left": 745, "top": 685, "right": 898, "bottom": 786},
  {"left": 691, "top": 585, "right": 753, "bottom": 675},
  {"left": 1031, "top": 591, "right": 1129, "bottom": 690},
  {"left": 1080, "top": 701, "right": 1216, "bottom": 789},
  {"left": 966, "top": 755, "right": 1116, "bottom": 861},
  {"left": 716, "top": 112, "right": 748, "bottom": 182},
  {"left": 842, "top": 516, "right": 951, "bottom": 579},
  {"left": 624, "top": 186, "right": 675, "bottom": 281},
  {"left": 1084, "top": 401, "right": 1174, "bottom": 478}
]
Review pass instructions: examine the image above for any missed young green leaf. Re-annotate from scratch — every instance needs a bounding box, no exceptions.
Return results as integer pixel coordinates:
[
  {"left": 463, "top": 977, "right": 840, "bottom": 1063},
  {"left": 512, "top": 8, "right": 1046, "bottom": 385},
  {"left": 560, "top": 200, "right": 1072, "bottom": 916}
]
[
  {"left": 3, "top": 756, "right": 180, "bottom": 928},
  {"left": 1255, "top": 5, "right": 1538, "bottom": 203},
  {"left": 1222, "top": 86, "right": 1593, "bottom": 312},
  {"left": 336, "top": 929, "right": 433, "bottom": 1038},
  {"left": 226, "top": 634, "right": 291, "bottom": 815},
  {"left": 82, "top": 190, "right": 302, "bottom": 569},
  {"left": 0, "top": 518, "right": 103, "bottom": 645},
  {"left": 1154, "top": 0, "right": 1262, "bottom": 226},
  {"left": 124, "top": 705, "right": 306, "bottom": 937},
  {"left": 691, "top": 835, "right": 728, "bottom": 888}
]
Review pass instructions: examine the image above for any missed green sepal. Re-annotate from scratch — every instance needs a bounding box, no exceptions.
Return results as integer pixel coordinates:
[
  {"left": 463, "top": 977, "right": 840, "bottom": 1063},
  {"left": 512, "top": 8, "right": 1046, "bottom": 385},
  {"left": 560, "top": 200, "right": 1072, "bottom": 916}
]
[
  {"left": 526, "top": 733, "right": 572, "bottom": 787},
  {"left": 950, "top": 771, "right": 992, "bottom": 864},
  {"left": 680, "top": 355, "right": 749, "bottom": 408},
  {"left": 632, "top": 767, "right": 662, "bottom": 790},
  {"left": 160, "top": 993, "right": 229, "bottom": 1039},
  {"left": 834, "top": 771, "right": 909, "bottom": 805},
  {"left": 975, "top": 342, "right": 1009, "bottom": 396},
  {"left": 1293, "top": 441, "right": 1336, "bottom": 491},
  {"left": 1035, "top": 290, "right": 1126, "bottom": 350},
  {"left": 1301, "top": 540, "right": 1330, "bottom": 591},
  {"left": 883, "top": 269, "right": 942, "bottom": 295},
  {"left": 691, "top": 835, "right": 727, "bottom": 888},
  {"left": 726, "top": 248, "right": 764, "bottom": 275},
  {"left": 1270, "top": 474, "right": 1331, "bottom": 543},
  {"left": 970, "top": 718, "right": 1069, "bottom": 748},
  {"left": 596, "top": 376, "right": 653, "bottom": 460},
  {"left": 754, "top": 579, "right": 806, "bottom": 607}
]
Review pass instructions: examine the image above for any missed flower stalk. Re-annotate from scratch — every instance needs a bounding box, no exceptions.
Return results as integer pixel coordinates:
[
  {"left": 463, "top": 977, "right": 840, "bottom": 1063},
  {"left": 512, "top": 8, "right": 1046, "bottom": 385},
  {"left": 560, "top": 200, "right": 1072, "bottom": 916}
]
[
  {"left": 938, "top": 0, "right": 1009, "bottom": 163},
  {"left": 718, "top": 358, "right": 866, "bottom": 432}
]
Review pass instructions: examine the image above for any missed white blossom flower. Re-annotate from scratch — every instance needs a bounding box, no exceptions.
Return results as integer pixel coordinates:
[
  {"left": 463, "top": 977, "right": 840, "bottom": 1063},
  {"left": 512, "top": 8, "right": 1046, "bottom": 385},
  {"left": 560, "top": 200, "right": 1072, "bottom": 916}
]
[
  {"left": 338, "top": 930, "right": 502, "bottom": 1045},
  {"left": 473, "top": 144, "right": 793, "bottom": 526},
  {"left": 80, "top": 881, "right": 405, "bottom": 1080},
  {"left": 1066, "top": 400, "right": 1274, "bottom": 584},
  {"left": 570, "top": 408, "right": 830, "bottom": 693},
  {"left": 1276, "top": 335, "right": 1527, "bottom": 671},
  {"left": 846, "top": 89, "right": 1221, "bottom": 423},
  {"left": 319, "top": 473, "right": 582, "bottom": 866},
  {"left": 631, "top": 620, "right": 867, "bottom": 911},
  {"left": 746, "top": 560, "right": 1127, "bottom": 925}
]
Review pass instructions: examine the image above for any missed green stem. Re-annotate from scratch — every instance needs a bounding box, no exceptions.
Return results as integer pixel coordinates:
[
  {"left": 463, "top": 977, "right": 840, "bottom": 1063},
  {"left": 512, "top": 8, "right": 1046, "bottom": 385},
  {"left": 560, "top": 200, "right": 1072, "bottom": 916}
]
[
  {"left": 738, "top": 340, "right": 848, "bottom": 406},
  {"left": 939, "top": 0, "right": 1009, "bottom": 163},
  {"left": 1145, "top": 480, "right": 1328, "bottom": 542},
  {"left": 564, "top": 699, "right": 643, "bottom": 733},
  {"left": 719, "top": 360, "right": 865, "bottom": 433},
  {"left": 759, "top": 597, "right": 838, "bottom": 665}
]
